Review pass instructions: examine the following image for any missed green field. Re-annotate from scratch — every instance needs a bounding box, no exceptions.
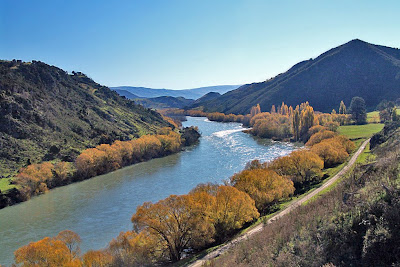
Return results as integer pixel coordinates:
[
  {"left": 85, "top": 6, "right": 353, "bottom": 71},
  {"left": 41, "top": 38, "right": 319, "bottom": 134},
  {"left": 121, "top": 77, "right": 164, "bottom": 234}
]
[
  {"left": 367, "top": 111, "right": 380, "bottom": 123},
  {"left": 0, "top": 178, "right": 15, "bottom": 192},
  {"left": 367, "top": 109, "right": 400, "bottom": 123},
  {"left": 338, "top": 123, "right": 384, "bottom": 139}
]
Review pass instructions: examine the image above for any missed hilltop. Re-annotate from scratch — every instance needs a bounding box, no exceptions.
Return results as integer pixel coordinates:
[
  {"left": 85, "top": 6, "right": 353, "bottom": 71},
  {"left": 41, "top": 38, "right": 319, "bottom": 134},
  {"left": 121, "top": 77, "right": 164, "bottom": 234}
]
[
  {"left": 0, "top": 60, "right": 170, "bottom": 177},
  {"left": 195, "top": 39, "right": 400, "bottom": 113}
]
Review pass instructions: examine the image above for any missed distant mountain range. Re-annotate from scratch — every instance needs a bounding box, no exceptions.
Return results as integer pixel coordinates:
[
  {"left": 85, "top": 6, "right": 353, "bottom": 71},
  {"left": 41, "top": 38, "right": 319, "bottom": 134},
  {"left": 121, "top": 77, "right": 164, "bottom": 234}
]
[
  {"left": 111, "top": 85, "right": 241, "bottom": 100},
  {"left": 193, "top": 39, "right": 400, "bottom": 114},
  {"left": 134, "top": 96, "right": 195, "bottom": 109}
]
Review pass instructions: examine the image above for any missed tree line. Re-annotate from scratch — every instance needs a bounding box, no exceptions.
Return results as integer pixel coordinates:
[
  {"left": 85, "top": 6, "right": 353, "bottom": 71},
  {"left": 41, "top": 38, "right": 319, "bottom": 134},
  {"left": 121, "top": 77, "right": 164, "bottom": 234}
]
[{"left": 14, "top": 127, "right": 200, "bottom": 201}]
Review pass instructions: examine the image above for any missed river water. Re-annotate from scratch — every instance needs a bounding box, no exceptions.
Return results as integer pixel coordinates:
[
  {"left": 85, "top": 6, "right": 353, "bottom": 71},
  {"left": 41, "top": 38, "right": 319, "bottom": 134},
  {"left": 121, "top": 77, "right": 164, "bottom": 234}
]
[{"left": 0, "top": 117, "right": 297, "bottom": 265}]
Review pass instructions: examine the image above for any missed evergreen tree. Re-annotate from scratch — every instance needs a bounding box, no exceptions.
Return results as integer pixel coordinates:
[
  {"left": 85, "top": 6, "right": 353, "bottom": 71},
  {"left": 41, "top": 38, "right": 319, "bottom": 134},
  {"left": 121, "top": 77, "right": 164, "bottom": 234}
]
[{"left": 349, "top": 96, "right": 367, "bottom": 124}]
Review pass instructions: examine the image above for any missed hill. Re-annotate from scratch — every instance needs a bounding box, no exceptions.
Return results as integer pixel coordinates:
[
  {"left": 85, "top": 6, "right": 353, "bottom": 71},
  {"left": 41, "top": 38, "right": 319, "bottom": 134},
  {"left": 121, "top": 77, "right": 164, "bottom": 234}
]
[
  {"left": 113, "top": 89, "right": 139, "bottom": 99},
  {"left": 190, "top": 92, "right": 221, "bottom": 109},
  {"left": 111, "top": 85, "right": 240, "bottom": 99},
  {"left": 0, "top": 60, "right": 170, "bottom": 177},
  {"left": 134, "top": 96, "right": 195, "bottom": 109},
  {"left": 112, "top": 90, "right": 195, "bottom": 109},
  {"left": 196, "top": 39, "right": 400, "bottom": 114}
]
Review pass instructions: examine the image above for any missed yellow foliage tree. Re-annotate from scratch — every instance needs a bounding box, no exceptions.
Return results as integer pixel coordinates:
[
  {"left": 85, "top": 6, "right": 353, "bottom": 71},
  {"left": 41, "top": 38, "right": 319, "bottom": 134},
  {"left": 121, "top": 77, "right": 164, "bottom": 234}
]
[
  {"left": 270, "top": 150, "right": 324, "bottom": 187},
  {"left": 108, "top": 231, "right": 158, "bottom": 266},
  {"left": 211, "top": 185, "right": 259, "bottom": 241},
  {"left": 14, "top": 231, "right": 82, "bottom": 267},
  {"left": 82, "top": 250, "right": 113, "bottom": 267},
  {"left": 230, "top": 168, "right": 295, "bottom": 212},
  {"left": 306, "top": 130, "right": 337, "bottom": 146},
  {"left": 131, "top": 194, "right": 213, "bottom": 262}
]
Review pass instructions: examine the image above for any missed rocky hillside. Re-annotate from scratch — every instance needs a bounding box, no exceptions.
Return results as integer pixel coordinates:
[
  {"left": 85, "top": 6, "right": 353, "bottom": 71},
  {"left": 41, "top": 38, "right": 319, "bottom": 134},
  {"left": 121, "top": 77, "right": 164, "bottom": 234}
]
[
  {"left": 196, "top": 39, "right": 400, "bottom": 114},
  {"left": 0, "top": 60, "right": 170, "bottom": 176}
]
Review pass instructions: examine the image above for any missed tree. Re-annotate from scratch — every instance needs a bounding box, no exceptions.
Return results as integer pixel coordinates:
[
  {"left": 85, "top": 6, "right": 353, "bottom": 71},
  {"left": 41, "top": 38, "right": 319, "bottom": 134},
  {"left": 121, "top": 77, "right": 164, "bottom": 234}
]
[
  {"left": 189, "top": 184, "right": 259, "bottom": 242},
  {"left": 212, "top": 186, "right": 259, "bottom": 241},
  {"left": 82, "top": 250, "right": 113, "bottom": 267},
  {"left": 339, "top": 100, "right": 347, "bottom": 114},
  {"left": 250, "top": 104, "right": 261, "bottom": 117},
  {"left": 292, "top": 108, "right": 301, "bottom": 141},
  {"left": 392, "top": 107, "right": 399, "bottom": 121},
  {"left": 55, "top": 230, "right": 82, "bottom": 259},
  {"left": 270, "top": 150, "right": 324, "bottom": 188},
  {"left": 350, "top": 96, "right": 367, "bottom": 124},
  {"left": 108, "top": 231, "right": 158, "bottom": 266},
  {"left": 230, "top": 168, "right": 294, "bottom": 212},
  {"left": 306, "top": 130, "right": 337, "bottom": 146},
  {"left": 310, "top": 139, "right": 348, "bottom": 168},
  {"left": 300, "top": 106, "right": 315, "bottom": 141},
  {"left": 14, "top": 231, "right": 82, "bottom": 267},
  {"left": 131, "top": 194, "right": 212, "bottom": 262}
]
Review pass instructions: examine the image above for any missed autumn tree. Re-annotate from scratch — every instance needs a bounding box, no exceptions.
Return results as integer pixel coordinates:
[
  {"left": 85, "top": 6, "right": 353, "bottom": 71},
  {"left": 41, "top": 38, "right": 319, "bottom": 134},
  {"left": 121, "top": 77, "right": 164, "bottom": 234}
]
[
  {"left": 189, "top": 183, "right": 259, "bottom": 242},
  {"left": 339, "top": 100, "right": 347, "bottom": 114},
  {"left": 310, "top": 139, "right": 348, "bottom": 167},
  {"left": 271, "top": 105, "right": 276, "bottom": 113},
  {"left": 270, "top": 150, "right": 324, "bottom": 189},
  {"left": 211, "top": 185, "right": 259, "bottom": 241},
  {"left": 300, "top": 106, "right": 315, "bottom": 141},
  {"left": 250, "top": 104, "right": 261, "bottom": 117},
  {"left": 306, "top": 130, "right": 337, "bottom": 146},
  {"left": 15, "top": 162, "right": 54, "bottom": 199},
  {"left": 292, "top": 108, "right": 301, "bottom": 141},
  {"left": 230, "top": 168, "right": 294, "bottom": 213},
  {"left": 82, "top": 250, "right": 113, "bottom": 267},
  {"left": 55, "top": 230, "right": 82, "bottom": 260},
  {"left": 108, "top": 231, "right": 158, "bottom": 266},
  {"left": 14, "top": 231, "right": 82, "bottom": 267},
  {"left": 131, "top": 194, "right": 212, "bottom": 262}
]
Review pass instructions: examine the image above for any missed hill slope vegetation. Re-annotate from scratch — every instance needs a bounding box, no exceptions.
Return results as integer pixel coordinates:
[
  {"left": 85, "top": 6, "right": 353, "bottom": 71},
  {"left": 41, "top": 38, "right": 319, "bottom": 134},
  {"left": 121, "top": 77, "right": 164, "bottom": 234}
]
[
  {"left": 196, "top": 39, "right": 400, "bottom": 114},
  {"left": 0, "top": 60, "right": 170, "bottom": 176}
]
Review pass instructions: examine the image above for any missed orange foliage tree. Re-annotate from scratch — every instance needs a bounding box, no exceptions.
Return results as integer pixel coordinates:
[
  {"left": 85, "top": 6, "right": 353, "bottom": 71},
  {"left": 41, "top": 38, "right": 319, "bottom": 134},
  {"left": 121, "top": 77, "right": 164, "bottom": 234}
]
[
  {"left": 270, "top": 150, "right": 324, "bottom": 188},
  {"left": 15, "top": 162, "right": 54, "bottom": 200},
  {"left": 82, "top": 250, "right": 113, "bottom": 267},
  {"left": 108, "top": 231, "right": 158, "bottom": 266},
  {"left": 305, "top": 130, "right": 337, "bottom": 146},
  {"left": 14, "top": 231, "right": 82, "bottom": 267},
  {"left": 310, "top": 136, "right": 355, "bottom": 168},
  {"left": 230, "top": 168, "right": 295, "bottom": 213},
  {"left": 76, "top": 128, "right": 182, "bottom": 179},
  {"left": 131, "top": 194, "right": 213, "bottom": 262}
]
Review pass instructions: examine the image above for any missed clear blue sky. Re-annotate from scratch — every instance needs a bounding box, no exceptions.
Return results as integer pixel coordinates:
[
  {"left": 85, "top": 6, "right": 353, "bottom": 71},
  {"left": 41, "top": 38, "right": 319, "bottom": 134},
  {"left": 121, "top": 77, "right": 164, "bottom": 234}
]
[{"left": 1, "top": 0, "right": 399, "bottom": 89}]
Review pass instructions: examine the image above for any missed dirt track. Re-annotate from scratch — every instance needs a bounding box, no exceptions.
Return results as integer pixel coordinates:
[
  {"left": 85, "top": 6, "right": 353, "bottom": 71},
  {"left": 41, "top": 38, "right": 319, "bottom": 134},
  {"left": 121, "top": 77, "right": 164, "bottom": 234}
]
[{"left": 188, "top": 138, "right": 370, "bottom": 267}]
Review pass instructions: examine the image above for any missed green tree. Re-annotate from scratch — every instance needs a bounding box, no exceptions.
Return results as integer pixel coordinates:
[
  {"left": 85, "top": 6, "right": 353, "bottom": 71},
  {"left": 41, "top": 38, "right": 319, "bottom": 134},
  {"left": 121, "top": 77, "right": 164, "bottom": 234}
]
[{"left": 349, "top": 96, "right": 367, "bottom": 124}]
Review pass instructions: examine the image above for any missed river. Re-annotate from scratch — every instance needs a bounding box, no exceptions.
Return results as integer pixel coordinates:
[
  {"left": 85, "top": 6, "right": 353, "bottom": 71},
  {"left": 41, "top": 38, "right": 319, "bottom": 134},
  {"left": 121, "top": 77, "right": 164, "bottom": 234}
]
[{"left": 0, "top": 117, "right": 298, "bottom": 265}]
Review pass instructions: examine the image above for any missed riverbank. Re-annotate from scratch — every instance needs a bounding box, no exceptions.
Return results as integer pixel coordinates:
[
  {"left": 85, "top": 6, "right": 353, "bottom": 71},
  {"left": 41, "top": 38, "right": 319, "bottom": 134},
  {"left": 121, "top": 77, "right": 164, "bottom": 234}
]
[{"left": 0, "top": 127, "right": 200, "bottom": 210}]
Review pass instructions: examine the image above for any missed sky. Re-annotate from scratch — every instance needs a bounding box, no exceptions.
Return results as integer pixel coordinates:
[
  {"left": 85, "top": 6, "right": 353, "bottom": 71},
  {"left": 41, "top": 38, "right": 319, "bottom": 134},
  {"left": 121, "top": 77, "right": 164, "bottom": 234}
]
[{"left": 1, "top": 0, "right": 400, "bottom": 89}]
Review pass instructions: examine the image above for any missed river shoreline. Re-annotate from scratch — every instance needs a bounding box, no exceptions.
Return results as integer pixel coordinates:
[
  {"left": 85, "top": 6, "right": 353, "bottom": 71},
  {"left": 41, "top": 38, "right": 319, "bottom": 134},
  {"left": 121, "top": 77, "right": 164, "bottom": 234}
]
[
  {"left": 0, "top": 126, "right": 200, "bottom": 210},
  {"left": 0, "top": 117, "right": 297, "bottom": 265}
]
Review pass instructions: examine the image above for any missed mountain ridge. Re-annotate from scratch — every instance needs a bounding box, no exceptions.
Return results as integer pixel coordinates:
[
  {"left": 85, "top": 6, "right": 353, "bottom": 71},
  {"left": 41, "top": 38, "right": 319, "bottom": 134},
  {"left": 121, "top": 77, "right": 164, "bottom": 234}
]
[
  {"left": 111, "top": 85, "right": 241, "bottom": 99},
  {"left": 194, "top": 39, "right": 400, "bottom": 114}
]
